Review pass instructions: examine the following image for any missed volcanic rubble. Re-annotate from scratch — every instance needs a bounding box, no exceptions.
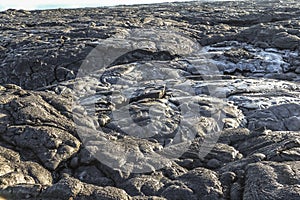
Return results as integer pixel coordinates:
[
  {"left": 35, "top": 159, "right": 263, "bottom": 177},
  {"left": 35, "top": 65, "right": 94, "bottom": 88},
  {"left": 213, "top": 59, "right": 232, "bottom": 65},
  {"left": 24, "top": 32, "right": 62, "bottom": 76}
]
[{"left": 0, "top": 0, "right": 300, "bottom": 199}]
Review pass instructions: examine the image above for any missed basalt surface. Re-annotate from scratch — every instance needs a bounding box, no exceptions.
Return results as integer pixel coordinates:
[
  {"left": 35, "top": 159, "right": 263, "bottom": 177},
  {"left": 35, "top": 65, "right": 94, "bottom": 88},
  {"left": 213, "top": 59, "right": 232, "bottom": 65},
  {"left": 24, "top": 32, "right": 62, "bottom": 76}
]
[{"left": 0, "top": 0, "right": 300, "bottom": 199}]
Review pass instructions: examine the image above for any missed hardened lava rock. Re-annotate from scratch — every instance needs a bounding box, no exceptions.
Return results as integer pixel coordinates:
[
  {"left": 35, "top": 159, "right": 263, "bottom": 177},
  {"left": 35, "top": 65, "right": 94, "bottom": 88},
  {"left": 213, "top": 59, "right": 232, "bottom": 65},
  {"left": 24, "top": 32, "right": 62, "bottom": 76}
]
[{"left": 0, "top": 0, "right": 300, "bottom": 199}]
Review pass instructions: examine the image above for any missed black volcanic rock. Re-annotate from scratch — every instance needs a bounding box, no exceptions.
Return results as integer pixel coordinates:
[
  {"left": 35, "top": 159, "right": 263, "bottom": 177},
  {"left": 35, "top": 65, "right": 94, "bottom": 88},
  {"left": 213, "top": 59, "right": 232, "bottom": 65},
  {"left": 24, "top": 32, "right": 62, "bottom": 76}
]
[
  {"left": 0, "top": 0, "right": 300, "bottom": 199},
  {"left": 244, "top": 161, "right": 300, "bottom": 200}
]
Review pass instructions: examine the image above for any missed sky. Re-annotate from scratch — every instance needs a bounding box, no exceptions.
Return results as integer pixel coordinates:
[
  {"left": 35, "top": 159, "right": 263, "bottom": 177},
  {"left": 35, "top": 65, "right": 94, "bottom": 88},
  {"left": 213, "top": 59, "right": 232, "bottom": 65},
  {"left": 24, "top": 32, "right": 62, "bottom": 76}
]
[{"left": 0, "top": 0, "right": 206, "bottom": 11}]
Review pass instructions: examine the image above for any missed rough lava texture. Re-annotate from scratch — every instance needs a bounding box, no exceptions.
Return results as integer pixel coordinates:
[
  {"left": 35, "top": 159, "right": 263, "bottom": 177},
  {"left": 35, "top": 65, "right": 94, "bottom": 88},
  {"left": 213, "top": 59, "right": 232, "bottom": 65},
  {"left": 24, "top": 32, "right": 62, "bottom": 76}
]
[{"left": 0, "top": 0, "right": 300, "bottom": 199}]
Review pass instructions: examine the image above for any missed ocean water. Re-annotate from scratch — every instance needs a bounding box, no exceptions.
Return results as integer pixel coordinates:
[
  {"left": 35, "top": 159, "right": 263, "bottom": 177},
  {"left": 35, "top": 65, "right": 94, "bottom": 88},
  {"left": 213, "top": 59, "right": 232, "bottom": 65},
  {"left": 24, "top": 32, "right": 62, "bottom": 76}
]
[{"left": 0, "top": 0, "right": 234, "bottom": 11}]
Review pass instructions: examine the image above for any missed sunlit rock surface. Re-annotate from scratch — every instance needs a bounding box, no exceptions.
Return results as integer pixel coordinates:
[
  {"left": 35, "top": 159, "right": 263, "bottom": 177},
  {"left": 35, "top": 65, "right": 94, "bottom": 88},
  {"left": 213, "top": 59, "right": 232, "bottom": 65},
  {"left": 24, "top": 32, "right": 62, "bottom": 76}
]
[{"left": 0, "top": 0, "right": 300, "bottom": 199}]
